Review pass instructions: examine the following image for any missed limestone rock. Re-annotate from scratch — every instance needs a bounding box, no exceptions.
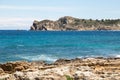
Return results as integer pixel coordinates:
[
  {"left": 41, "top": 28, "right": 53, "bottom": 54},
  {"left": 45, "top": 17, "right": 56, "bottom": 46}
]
[
  {"left": 30, "top": 16, "right": 120, "bottom": 31},
  {"left": 0, "top": 58, "right": 120, "bottom": 80},
  {"left": 0, "top": 61, "right": 31, "bottom": 73},
  {"left": 0, "top": 68, "right": 4, "bottom": 74},
  {"left": 54, "top": 59, "right": 71, "bottom": 65}
]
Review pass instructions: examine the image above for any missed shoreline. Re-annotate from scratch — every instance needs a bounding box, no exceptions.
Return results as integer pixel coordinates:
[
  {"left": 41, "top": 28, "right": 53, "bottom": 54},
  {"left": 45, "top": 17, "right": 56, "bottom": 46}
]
[
  {"left": 0, "top": 57, "right": 120, "bottom": 80},
  {"left": 0, "top": 56, "right": 120, "bottom": 63},
  {"left": 2, "top": 30, "right": 120, "bottom": 31}
]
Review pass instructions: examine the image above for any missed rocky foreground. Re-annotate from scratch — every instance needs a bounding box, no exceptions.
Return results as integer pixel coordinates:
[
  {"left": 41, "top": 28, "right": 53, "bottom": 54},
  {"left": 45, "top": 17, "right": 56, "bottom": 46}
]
[
  {"left": 30, "top": 16, "right": 120, "bottom": 31},
  {"left": 0, "top": 58, "right": 120, "bottom": 80}
]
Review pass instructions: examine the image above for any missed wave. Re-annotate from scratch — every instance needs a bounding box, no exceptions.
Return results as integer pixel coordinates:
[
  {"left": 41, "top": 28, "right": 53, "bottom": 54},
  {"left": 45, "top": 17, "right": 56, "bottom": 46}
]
[
  {"left": 19, "top": 54, "right": 58, "bottom": 62},
  {"left": 116, "top": 55, "right": 120, "bottom": 57}
]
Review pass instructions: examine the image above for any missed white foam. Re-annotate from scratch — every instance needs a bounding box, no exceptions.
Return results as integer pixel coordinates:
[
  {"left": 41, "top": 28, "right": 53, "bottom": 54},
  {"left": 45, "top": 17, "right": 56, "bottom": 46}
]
[
  {"left": 19, "top": 54, "right": 58, "bottom": 62},
  {"left": 116, "top": 55, "right": 120, "bottom": 57}
]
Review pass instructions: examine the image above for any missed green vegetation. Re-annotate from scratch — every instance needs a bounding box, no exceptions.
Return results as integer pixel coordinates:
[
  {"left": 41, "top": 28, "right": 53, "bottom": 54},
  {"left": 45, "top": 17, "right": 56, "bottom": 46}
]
[
  {"left": 31, "top": 16, "right": 120, "bottom": 30},
  {"left": 0, "top": 79, "right": 6, "bottom": 80},
  {"left": 65, "top": 75, "right": 73, "bottom": 80},
  {"left": 74, "top": 18, "right": 120, "bottom": 26}
]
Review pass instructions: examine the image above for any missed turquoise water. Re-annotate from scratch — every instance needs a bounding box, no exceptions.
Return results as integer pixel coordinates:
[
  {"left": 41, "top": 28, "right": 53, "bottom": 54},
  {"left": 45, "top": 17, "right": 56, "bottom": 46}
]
[{"left": 0, "top": 30, "right": 120, "bottom": 63}]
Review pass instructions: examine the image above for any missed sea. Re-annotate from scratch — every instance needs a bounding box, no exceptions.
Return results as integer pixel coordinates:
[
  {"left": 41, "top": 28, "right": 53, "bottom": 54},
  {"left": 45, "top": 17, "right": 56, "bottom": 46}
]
[{"left": 0, "top": 30, "right": 120, "bottom": 63}]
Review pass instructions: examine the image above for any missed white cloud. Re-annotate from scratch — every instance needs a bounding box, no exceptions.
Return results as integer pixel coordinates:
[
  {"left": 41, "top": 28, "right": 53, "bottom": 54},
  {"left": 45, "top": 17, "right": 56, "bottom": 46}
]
[
  {"left": 0, "top": 5, "right": 74, "bottom": 30},
  {"left": 0, "top": 5, "right": 71, "bottom": 11},
  {"left": 0, "top": 17, "right": 35, "bottom": 30}
]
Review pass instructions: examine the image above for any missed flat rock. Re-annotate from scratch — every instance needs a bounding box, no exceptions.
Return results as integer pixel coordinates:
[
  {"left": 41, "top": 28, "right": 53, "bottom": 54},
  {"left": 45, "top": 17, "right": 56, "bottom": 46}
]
[{"left": 0, "top": 58, "right": 120, "bottom": 80}]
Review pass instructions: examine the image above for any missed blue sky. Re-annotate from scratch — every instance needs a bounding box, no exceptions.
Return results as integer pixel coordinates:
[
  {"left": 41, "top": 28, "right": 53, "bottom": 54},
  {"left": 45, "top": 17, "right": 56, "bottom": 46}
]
[{"left": 0, "top": 0, "right": 120, "bottom": 30}]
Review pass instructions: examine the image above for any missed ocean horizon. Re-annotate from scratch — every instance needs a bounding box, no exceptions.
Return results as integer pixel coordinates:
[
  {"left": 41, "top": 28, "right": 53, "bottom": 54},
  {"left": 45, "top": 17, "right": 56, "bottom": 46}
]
[{"left": 0, "top": 30, "right": 120, "bottom": 63}]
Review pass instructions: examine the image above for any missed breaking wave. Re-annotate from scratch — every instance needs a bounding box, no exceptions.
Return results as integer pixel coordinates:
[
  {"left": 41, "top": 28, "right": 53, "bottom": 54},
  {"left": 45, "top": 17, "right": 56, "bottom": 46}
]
[
  {"left": 19, "top": 54, "right": 58, "bottom": 62},
  {"left": 116, "top": 55, "right": 120, "bottom": 58}
]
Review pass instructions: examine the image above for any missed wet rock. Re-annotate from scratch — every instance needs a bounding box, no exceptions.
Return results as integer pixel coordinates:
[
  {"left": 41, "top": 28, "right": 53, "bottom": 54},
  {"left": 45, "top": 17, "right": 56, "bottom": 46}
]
[{"left": 54, "top": 59, "right": 71, "bottom": 65}]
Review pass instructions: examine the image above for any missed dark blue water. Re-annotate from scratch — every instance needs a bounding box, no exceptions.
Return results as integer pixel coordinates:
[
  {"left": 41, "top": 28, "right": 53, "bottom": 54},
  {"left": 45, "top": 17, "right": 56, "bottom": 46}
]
[{"left": 0, "top": 30, "right": 120, "bottom": 63}]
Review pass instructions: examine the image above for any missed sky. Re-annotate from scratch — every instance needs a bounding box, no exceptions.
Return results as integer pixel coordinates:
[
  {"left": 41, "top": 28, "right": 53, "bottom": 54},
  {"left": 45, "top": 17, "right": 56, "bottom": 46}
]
[{"left": 0, "top": 0, "right": 120, "bottom": 30}]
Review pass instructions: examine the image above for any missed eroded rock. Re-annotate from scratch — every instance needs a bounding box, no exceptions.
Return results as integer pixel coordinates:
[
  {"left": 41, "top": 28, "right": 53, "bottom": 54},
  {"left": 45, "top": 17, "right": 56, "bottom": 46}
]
[
  {"left": 0, "top": 61, "right": 31, "bottom": 73},
  {"left": 30, "top": 16, "right": 120, "bottom": 31},
  {"left": 0, "top": 58, "right": 120, "bottom": 80}
]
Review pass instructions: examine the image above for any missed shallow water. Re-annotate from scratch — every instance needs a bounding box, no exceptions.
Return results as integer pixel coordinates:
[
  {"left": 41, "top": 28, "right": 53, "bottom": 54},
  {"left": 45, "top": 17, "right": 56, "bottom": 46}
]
[{"left": 0, "top": 30, "right": 120, "bottom": 63}]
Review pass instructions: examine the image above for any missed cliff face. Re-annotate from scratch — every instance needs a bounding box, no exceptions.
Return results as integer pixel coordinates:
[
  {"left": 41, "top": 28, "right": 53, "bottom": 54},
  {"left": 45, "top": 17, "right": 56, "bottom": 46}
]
[{"left": 30, "top": 16, "right": 120, "bottom": 31}]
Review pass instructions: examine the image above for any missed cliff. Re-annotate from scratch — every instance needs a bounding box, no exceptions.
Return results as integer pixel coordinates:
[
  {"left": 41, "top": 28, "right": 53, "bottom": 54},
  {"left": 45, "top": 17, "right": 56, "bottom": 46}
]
[{"left": 30, "top": 16, "right": 120, "bottom": 31}]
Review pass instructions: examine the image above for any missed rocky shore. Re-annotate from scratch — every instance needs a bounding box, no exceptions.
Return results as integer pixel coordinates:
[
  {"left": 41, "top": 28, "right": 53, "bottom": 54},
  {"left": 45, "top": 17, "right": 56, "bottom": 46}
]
[
  {"left": 0, "top": 57, "right": 120, "bottom": 80},
  {"left": 30, "top": 16, "right": 120, "bottom": 31}
]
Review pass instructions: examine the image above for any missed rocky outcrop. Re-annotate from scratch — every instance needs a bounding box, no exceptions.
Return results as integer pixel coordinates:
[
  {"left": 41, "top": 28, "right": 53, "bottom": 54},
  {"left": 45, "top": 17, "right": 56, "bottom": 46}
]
[
  {"left": 0, "top": 58, "right": 120, "bottom": 80},
  {"left": 0, "top": 61, "right": 31, "bottom": 73},
  {"left": 30, "top": 16, "right": 120, "bottom": 31}
]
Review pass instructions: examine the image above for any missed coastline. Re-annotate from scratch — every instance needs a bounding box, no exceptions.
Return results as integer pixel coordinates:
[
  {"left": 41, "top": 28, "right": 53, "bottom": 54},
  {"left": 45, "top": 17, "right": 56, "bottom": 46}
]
[
  {"left": 0, "top": 30, "right": 120, "bottom": 80},
  {"left": 0, "top": 57, "right": 120, "bottom": 80},
  {"left": 30, "top": 29, "right": 120, "bottom": 31},
  {"left": 2, "top": 29, "right": 120, "bottom": 31}
]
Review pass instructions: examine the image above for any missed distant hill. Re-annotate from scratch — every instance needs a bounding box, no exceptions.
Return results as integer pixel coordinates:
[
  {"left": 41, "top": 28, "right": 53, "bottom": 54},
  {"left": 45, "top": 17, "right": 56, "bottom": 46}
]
[{"left": 30, "top": 16, "right": 120, "bottom": 31}]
